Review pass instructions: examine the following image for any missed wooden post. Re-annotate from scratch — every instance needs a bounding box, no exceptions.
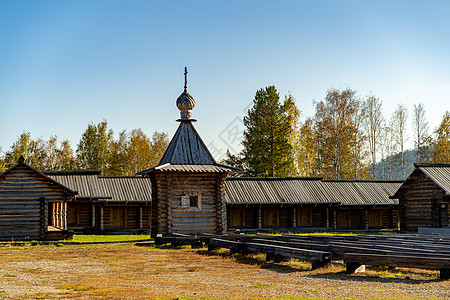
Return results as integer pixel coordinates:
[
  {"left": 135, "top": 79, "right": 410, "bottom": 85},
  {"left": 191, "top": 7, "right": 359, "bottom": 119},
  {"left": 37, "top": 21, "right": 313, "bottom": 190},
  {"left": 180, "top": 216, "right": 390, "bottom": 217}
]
[
  {"left": 100, "top": 206, "right": 104, "bottom": 231},
  {"left": 64, "top": 202, "right": 67, "bottom": 230},
  {"left": 365, "top": 209, "right": 369, "bottom": 230},
  {"left": 92, "top": 204, "right": 96, "bottom": 228},
  {"left": 139, "top": 207, "right": 143, "bottom": 229},
  {"left": 333, "top": 209, "right": 337, "bottom": 230},
  {"left": 292, "top": 207, "right": 296, "bottom": 228},
  {"left": 326, "top": 207, "right": 329, "bottom": 228},
  {"left": 56, "top": 203, "right": 60, "bottom": 228},
  {"left": 258, "top": 207, "right": 262, "bottom": 229},
  {"left": 40, "top": 197, "right": 46, "bottom": 240}
]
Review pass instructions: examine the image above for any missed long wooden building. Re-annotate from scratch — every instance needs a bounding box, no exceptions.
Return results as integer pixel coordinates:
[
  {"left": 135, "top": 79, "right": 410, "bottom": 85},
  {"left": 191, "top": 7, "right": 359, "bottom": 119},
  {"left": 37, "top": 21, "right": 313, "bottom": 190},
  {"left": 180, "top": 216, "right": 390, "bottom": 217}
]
[
  {"left": 393, "top": 163, "right": 450, "bottom": 232},
  {"left": 46, "top": 172, "right": 152, "bottom": 233},
  {"left": 0, "top": 156, "right": 77, "bottom": 240},
  {"left": 225, "top": 177, "right": 401, "bottom": 231}
]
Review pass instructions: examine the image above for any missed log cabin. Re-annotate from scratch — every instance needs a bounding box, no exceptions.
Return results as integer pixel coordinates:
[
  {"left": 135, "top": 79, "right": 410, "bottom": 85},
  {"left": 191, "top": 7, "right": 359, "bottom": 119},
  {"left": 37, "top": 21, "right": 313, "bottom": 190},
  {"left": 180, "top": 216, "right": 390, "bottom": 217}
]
[
  {"left": 0, "top": 156, "right": 77, "bottom": 240},
  {"left": 137, "top": 68, "right": 236, "bottom": 237},
  {"left": 46, "top": 172, "right": 152, "bottom": 233},
  {"left": 225, "top": 177, "right": 402, "bottom": 232},
  {"left": 393, "top": 163, "right": 450, "bottom": 232}
]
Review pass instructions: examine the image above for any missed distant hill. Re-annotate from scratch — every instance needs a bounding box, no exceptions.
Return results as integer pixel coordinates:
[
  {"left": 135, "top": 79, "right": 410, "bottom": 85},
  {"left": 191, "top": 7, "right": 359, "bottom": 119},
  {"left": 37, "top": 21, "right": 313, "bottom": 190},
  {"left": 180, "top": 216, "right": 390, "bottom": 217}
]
[{"left": 373, "top": 148, "right": 432, "bottom": 180}]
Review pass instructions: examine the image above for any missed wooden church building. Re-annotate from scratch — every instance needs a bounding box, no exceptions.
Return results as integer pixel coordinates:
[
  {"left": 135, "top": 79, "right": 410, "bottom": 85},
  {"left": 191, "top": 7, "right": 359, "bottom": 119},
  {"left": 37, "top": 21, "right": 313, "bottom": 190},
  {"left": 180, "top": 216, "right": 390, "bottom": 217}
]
[
  {"left": 137, "top": 68, "right": 236, "bottom": 237},
  {"left": 393, "top": 163, "right": 450, "bottom": 232},
  {"left": 0, "top": 156, "right": 77, "bottom": 240}
]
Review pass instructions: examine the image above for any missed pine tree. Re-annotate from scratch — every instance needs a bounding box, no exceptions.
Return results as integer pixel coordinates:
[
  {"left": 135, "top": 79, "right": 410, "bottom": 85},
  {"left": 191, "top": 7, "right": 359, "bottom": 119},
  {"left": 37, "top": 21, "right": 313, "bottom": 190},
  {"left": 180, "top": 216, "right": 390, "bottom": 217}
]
[{"left": 241, "top": 86, "right": 297, "bottom": 177}]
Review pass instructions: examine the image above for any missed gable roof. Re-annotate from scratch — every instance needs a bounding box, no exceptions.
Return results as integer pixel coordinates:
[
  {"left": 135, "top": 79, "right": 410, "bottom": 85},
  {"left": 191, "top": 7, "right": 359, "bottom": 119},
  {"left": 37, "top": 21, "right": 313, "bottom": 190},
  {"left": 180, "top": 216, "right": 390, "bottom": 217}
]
[
  {"left": 392, "top": 163, "right": 450, "bottom": 197},
  {"left": 0, "top": 157, "right": 77, "bottom": 196}
]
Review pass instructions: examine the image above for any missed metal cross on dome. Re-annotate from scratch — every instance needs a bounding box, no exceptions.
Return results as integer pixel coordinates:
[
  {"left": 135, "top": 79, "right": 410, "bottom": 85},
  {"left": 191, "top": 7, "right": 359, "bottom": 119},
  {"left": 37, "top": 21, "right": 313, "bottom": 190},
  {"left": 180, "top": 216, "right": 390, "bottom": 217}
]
[{"left": 184, "top": 67, "right": 188, "bottom": 91}]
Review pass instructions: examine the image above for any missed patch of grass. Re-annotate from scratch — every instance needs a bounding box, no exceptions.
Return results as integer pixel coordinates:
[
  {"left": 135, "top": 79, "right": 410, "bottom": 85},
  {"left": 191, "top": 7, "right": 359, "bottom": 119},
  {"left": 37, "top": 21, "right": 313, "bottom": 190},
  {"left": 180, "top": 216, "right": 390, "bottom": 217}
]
[
  {"left": 58, "top": 283, "right": 98, "bottom": 291},
  {"left": 67, "top": 234, "right": 151, "bottom": 243}
]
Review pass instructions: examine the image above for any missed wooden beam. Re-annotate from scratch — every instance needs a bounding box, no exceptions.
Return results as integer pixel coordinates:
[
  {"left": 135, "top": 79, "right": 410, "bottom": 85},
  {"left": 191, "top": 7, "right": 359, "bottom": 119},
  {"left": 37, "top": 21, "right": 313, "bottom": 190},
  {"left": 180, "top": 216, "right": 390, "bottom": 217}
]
[
  {"left": 139, "top": 207, "right": 143, "bottom": 229},
  {"left": 92, "top": 204, "right": 96, "bottom": 228},
  {"left": 100, "top": 206, "right": 104, "bottom": 231}
]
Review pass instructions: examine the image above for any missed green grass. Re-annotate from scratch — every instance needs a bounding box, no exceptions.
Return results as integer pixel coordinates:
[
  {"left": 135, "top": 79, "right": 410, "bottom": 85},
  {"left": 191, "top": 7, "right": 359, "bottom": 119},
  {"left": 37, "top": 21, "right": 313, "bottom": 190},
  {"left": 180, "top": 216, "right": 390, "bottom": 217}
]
[{"left": 66, "top": 234, "right": 151, "bottom": 243}]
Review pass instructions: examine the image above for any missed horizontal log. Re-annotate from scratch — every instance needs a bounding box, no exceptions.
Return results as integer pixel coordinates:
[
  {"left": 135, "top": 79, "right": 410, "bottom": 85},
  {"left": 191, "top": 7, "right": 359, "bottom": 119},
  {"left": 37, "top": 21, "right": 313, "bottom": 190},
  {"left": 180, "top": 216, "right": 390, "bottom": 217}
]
[
  {"left": 244, "top": 242, "right": 331, "bottom": 263},
  {"left": 343, "top": 253, "right": 450, "bottom": 270}
]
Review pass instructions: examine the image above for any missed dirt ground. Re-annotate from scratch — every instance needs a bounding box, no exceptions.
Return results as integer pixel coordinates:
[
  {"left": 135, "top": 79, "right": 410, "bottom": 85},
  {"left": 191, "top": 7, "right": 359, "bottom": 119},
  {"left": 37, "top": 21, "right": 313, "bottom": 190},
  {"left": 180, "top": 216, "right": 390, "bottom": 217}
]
[{"left": 0, "top": 243, "right": 449, "bottom": 299}]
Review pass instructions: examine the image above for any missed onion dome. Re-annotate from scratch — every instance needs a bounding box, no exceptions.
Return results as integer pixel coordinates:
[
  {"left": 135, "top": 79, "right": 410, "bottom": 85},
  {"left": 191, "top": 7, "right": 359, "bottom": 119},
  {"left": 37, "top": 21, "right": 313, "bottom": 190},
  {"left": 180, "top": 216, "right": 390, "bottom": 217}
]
[{"left": 176, "top": 67, "right": 196, "bottom": 121}]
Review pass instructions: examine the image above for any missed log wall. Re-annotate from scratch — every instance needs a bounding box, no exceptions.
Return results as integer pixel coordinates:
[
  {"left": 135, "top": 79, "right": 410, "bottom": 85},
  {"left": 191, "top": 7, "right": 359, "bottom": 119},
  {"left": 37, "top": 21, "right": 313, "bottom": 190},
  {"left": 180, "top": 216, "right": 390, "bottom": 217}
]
[
  {"left": 399, "top": 171, "right": 445, "bottom": 231},
  {"left": 0, "top": 165, "right": 68, "bottom": 241},
  {"left": 151, "top": 172, "right": 227, "bottom": 236}
]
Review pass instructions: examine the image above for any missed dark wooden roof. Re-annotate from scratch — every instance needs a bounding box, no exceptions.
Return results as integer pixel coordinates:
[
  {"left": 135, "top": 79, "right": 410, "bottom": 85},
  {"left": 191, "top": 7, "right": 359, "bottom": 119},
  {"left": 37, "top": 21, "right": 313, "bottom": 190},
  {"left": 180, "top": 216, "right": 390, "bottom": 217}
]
[
  {"left": 321, "top": 180, "right": 401, "bottom": 206},
  {"left": 137, "top": 121, "right": 237, "bottom": 175},
  {"left": 46, "top": 172, "right": 152, "bottom": 203},
  {"left": 47, "top": 172, "right": 107, "bottom": 199},
  {"left": 1, "top": 159, "right": 77, "bottom": 196},
  {"left": 98, "top": 177, "right": 152, "bottom": 203},
  {"left": 393, "top": 163, "right": 450, "bottom": 197},
  {"left": 225, "top": 178, "right": 401, "bottom": 206},
  {"left": 225, "top": 177, "right": 334, "bottom": 205},
  {"left": 160, "top": 121, "right": 216, "bottom": 165}
]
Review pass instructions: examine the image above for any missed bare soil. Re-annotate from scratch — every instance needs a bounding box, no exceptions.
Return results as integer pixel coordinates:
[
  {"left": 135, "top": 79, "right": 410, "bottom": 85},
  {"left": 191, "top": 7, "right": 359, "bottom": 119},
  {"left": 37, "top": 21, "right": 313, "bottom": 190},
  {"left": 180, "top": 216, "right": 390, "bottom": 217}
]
[{"left": 0, "top": 243, "right": 448, "bottom": 299}]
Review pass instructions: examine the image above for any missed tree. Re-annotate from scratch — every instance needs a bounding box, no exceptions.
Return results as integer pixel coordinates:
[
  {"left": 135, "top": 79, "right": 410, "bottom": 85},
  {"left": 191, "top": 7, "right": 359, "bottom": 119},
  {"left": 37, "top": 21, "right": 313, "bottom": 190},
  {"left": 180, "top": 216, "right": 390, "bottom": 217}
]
[
  {"left": 241, "top": 86, "right": 296, "bottom": 177},
  {"left": 3, "top": 132, "right": 46, "bottom": 170},
  {"left": 108, "top": 130, "right": 129, "bottom": 175},
  {"left": 432, "top": 111, "right": 450, "bottom": 163},
  {"left": 149, "top": 131, "right": 170, "bottom": 168},
  {"left": 76, "top": 121, "right": 114, "bottom": 174},
  {"left": 349, "top": 100, "right": 367, "bottom": 180},
  {"left": 55, "top": 139, "right": 76, "bottom": 171},
  {"left": 412, "top": 103, "right": 431, "bottom": 163},
  {"left": 314, "top": 88, "right": 359, "bottom": 180},
  {"left": 362, "top": 95, "right": 384, "bottom": 178},
  {"left": 296, "top": 118, "right": 317, "bottom": 176},
  {"left": 391, "top": 104, "right": 409, "bottom": 179}
]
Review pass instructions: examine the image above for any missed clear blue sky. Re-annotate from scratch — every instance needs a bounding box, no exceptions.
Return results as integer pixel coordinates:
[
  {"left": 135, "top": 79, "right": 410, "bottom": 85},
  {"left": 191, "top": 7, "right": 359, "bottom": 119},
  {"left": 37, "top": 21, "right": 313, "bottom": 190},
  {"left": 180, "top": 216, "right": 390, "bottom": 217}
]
[{"left": 1, "top": 0, "right": 449, "bottom": 161}]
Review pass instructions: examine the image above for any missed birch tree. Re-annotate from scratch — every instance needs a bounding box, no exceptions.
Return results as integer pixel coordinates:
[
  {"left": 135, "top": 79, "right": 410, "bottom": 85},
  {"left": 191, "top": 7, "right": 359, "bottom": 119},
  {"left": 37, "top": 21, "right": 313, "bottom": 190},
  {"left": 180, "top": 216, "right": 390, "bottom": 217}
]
[
  {"left": 391, "top": 104, "right": 409, "bottom": 179},
  {"left": 314, "top": 88, "right": 358, "bottom": 180},
  {"left": 362, "top": 95, "right": 384, "bottom": 178},
  {"left": 412, "top": 103, "right": 430, "bottom": 163}
]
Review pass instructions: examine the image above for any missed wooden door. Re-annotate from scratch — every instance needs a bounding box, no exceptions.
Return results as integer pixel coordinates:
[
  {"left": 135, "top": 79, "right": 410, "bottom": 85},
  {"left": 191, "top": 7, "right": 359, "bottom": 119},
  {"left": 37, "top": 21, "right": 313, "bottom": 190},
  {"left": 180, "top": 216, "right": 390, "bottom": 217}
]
[
  {"left": 297, "top": 207, "right": 312, "bottom": 226},
  {"left": 368, "top": 210, "right": 381, "bottom": 228},
  {"left": 67, "top": 203, "right": 78, "bottom": 226},
  {"left": 337, "top": 210, "right": 351, "bottom": 229},
  {"left": 264, "top": 208, "right": 279, "bottom": 227},
  {"left": 112, "top": 207, "right": 125, "bottom": 228},
  {"left": 229, "top": 207, "right": 245, "bottom": 227}
]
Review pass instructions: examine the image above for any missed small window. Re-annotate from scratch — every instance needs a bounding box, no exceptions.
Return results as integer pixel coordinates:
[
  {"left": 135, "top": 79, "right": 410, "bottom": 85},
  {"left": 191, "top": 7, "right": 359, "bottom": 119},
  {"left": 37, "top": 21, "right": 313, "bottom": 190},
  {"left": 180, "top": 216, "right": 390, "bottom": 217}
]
[
  {"left": 180, "top": 194, "right": 202, "bottom": 211},
  {"left": 190, "top": 195, "right": 198, "bottom": 208}
]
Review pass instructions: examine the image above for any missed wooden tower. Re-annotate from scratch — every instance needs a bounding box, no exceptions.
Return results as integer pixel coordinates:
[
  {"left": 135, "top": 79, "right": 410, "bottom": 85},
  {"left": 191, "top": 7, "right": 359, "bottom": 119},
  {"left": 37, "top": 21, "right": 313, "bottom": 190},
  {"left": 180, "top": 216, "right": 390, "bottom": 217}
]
[{"left": 137, "top": 68, "right": 236, "bottom": 237}]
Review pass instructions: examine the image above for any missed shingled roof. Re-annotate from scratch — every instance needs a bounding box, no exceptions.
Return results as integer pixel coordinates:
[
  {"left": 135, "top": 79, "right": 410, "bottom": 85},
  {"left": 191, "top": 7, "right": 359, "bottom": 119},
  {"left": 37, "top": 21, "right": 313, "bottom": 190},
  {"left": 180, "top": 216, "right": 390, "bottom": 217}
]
[
  {"left": 225, "top": 177, "right": 401, "bottom": 206},
  {"left": 46, "top": 172, "right": 152, "bottom": 203}
]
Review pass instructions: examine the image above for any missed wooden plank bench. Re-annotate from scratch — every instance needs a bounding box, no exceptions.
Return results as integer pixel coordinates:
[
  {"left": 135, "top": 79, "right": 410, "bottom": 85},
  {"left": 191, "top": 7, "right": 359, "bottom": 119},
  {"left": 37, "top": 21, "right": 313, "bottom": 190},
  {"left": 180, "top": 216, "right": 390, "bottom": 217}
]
[{"left": 343, "top": 253, "right": 450, "bottom": 280}]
